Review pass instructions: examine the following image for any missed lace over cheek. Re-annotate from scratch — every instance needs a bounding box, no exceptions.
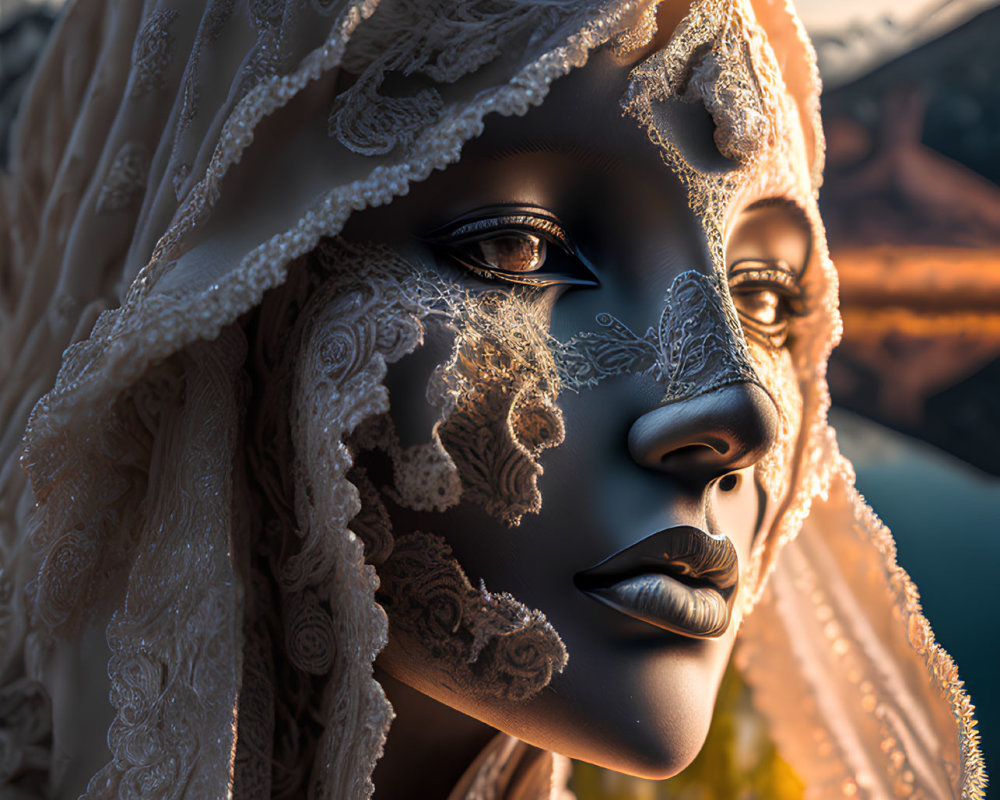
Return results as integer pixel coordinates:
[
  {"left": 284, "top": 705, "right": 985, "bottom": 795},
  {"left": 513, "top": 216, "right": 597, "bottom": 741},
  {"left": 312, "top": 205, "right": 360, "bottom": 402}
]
[
  {"left": 429, "top": 295, "right": 567, "bottom": 527},
  {"left": 289, "top": 243, "right": 569, "bottom": 707},
  {"left": 377, "top": 531, "right": 569, "bottom": 703}
]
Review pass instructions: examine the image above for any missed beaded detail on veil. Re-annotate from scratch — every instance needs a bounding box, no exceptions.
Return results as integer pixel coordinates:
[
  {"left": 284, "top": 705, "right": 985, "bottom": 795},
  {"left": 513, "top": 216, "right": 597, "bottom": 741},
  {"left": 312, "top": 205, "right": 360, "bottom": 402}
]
[{"left": 0, "top": 0, "right": 984, "bottom": 798}]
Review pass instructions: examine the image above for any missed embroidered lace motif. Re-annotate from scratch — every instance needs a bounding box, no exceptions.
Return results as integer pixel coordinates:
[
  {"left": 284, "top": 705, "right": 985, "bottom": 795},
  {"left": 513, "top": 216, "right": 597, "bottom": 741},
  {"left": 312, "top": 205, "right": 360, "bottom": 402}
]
[
  {"left": 131, "top": 10, "right": 181, "bottom": 98},
  {"left": 553, "top": 270, "right": 759, "bottom": 402},
  {"left": 380, "top": 532, "right": 569, "bottom": 702},
  {"left": 96, "top": 143, "right": 150, "bottom": 214},
  {"left": 348, "top": 431, "right": 569, "bottom": 704},
  {"left": 81, "top": 331, "right": 247, "bottom": 800},
  {"left": 329, "top": 2, "right": 584, "bottom": 155}
]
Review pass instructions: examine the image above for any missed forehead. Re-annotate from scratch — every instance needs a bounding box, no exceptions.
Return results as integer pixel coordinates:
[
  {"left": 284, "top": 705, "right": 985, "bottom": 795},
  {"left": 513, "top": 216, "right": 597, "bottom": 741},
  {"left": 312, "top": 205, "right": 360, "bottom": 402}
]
[
  {"left": 619, "top": 0, "right": 818, "bottom": 217},
  {"left": 460, "top": 3, "right": 816, "bottom": 224}
]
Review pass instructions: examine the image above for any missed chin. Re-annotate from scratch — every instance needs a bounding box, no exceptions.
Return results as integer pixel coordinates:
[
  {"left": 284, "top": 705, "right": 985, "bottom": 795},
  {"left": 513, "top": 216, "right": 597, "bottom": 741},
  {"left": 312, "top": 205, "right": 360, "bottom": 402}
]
[
  {"left": 560, "top": 712, "right": 713, "bottom": 782},
  {"left": 378, "top": 606, "right": 729, "bottom": 780},
  {"left": 533, "top": 655, "right": 720, "bottom": 780},
  {"left": 511, "top": 680, "right": 716, "bottom": 781}
]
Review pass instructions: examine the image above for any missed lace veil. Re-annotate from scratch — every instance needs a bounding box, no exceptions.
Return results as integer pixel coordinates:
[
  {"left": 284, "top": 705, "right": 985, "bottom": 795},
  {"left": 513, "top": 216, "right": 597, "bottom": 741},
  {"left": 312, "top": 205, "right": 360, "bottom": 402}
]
[{"left": 0, "top": 0, "right": 984, "bottom": 797}]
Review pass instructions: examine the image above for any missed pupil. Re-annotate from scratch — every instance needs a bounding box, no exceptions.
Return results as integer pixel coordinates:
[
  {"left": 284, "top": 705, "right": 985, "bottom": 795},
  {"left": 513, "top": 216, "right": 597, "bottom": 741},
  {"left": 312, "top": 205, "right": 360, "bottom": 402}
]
[{"left": 719, "top": 474, "right": 739, "bottom": 492}]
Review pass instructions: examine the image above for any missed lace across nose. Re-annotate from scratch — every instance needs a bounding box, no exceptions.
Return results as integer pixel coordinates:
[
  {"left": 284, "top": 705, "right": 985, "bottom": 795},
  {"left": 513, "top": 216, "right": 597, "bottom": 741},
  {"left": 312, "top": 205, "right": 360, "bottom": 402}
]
[{"left": 627, "top": 382, "right": 777, "bottom": 485}]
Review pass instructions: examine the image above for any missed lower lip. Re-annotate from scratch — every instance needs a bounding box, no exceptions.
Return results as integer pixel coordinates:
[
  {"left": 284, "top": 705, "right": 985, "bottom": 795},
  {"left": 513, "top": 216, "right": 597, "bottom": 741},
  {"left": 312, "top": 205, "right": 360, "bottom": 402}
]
[{"left": 582, "top": 573, "right": 732, "bottom": 638}]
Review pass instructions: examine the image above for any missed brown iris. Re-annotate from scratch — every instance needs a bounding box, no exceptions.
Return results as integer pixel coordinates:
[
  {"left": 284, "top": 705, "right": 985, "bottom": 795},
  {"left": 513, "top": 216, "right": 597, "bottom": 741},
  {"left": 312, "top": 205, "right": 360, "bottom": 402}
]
[{"left": 477, "top": 233, "right": 547, "bottom": 274}]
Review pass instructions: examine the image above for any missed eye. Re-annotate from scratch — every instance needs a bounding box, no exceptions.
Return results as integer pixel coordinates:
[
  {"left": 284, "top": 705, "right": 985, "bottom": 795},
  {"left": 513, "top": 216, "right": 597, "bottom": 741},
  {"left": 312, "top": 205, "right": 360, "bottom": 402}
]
[
  {"left": 728, "top": 259, "right": 805, "bottom": 348},
  {"left": 418, "top": 207, "right": 600, "bottom": 288},
  {"left": 475, "top": 232, "right": 546, "bottom": 273}
]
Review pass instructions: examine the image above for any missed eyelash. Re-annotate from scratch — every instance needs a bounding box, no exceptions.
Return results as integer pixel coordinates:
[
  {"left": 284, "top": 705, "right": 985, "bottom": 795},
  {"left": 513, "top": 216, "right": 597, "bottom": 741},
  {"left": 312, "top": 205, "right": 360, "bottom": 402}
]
[
  {"left": 419, "top": 209, "right": 600, "bottom": 288},
  {"left": 727, "top": 258, "right": 806, "bottom": 349}
]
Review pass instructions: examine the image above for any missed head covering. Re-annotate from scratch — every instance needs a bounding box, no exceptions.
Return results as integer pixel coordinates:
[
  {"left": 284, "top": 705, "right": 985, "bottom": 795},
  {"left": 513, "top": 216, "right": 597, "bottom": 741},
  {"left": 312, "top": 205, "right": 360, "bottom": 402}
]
[{"left": 0, "top": 1, "right": 984, "bottom": 798}]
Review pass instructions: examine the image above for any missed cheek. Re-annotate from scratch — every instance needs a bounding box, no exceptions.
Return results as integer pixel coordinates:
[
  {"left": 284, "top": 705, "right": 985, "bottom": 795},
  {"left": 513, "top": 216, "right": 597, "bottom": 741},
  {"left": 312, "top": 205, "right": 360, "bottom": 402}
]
[
  {"left": 425, "top": 285, "right": 565, "bottom": 526},
  {"left": 747, "top": 343, "right": 803, "bottom": 509},
  {"left": 354, "top": 281, "right": 574, "bottom": 703}
]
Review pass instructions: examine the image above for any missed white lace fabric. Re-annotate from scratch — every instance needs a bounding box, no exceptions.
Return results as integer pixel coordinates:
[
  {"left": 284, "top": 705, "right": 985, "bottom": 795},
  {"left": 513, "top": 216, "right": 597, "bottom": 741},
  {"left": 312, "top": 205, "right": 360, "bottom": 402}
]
[{"left": 0, "top": 0, "right": 984, "bottom": 798}]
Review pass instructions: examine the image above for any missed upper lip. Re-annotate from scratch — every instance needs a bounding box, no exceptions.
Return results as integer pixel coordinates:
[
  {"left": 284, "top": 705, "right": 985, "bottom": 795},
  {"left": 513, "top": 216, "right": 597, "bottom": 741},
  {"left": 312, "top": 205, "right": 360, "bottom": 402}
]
[{"left": 574, "top": 525, "right": 739, "bottom": 637}]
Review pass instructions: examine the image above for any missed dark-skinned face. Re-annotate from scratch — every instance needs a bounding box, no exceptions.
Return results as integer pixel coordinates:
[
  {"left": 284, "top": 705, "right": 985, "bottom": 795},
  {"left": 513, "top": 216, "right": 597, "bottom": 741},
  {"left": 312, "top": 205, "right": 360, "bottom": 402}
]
[{"left": 341, "top": 40, "right": 813, "bottom": 778}]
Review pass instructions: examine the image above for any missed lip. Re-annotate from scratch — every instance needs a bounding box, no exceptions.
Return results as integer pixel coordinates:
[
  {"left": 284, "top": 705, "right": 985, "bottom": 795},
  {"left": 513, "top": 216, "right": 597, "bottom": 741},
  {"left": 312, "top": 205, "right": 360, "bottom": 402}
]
[{"left": 574, "top": 526, "right": 739, "bottom": 639}]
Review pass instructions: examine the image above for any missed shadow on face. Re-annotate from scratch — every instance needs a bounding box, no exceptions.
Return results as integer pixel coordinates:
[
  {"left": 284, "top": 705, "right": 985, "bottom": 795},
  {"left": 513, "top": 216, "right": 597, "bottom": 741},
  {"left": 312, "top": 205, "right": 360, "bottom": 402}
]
[{"left": 339, "top": 29, "right": 815, "bottom": 780}]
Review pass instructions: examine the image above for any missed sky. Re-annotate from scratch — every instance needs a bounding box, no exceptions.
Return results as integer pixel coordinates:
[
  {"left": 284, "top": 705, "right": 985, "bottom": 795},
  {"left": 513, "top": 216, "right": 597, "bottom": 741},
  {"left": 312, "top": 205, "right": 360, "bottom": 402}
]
[
  {"left": 797, "top": 0, "right": 1000, "bottom": 86},
  {"left": 796, "top": 0, "right": 995, "bottom": 31}
]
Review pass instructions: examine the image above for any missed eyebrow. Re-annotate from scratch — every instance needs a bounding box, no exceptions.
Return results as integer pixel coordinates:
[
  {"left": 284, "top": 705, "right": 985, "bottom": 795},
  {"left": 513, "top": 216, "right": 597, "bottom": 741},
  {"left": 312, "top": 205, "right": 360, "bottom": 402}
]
[
  {"left": 740, "top": 197, "right": 814, "bottom": 273},
  {"left": 484, "top": 138, "right": 627, "bottom": 177}
]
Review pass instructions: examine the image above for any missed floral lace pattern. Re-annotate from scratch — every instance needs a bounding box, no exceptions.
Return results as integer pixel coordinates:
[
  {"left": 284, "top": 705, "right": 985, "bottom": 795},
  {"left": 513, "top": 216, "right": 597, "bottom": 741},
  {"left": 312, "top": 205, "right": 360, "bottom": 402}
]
[
  {"left": 96, "top": 142, "right": 151, "bottom": 214},
  {"left": 329, "top": 1, "right": 584, "bottom": 156},
  {"left": 81, "top": 330, "right": 247, "bottom": 800},
  {"left": 283, "top": 244, "right": 435, "bottom": 798},
  {"left": 425, "top": 284, "right": 565, "bottom": 527},
  {"left": 553, "top": 270, "right": 759, "bottom": 401},
  {"left": 380, "top": 532, "right": 568, "bottom": 702},
  {"left": 130, "top": 10, "right": 181, "bottom": 98}
]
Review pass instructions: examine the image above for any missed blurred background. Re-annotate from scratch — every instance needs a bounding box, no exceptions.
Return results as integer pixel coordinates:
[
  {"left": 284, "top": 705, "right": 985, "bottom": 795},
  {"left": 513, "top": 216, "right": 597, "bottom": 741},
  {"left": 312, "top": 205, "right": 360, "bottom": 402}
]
[{"left": 1, "top": 0, "right": 997, "bottom": 797}]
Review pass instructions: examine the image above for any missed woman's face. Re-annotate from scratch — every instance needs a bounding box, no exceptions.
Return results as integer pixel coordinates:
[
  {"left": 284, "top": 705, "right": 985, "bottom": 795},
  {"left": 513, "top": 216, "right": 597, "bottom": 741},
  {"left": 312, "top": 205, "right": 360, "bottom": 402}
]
[{"left": 342, "top": 41, "right": 813, "bottom": 778}]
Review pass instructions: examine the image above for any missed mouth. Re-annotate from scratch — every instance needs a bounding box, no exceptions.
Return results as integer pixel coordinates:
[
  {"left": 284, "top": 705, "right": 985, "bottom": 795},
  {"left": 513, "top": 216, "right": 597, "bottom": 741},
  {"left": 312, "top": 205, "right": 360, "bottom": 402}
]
[{"left": 574, "top": 526, "right": 739, "bottom": 639}]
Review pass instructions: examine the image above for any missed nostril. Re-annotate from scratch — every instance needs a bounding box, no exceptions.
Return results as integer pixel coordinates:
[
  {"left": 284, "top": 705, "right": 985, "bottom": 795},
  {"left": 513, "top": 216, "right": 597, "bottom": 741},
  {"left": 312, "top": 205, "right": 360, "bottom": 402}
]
[
  {"left": 718, "top": 473, "right": 738, "bottom": 492},
  {"left": 660, "top": 444, "right": 702, "bottom": 464},
  {"left": 657, "top": 438, "right": 731, "bottom": 464}
]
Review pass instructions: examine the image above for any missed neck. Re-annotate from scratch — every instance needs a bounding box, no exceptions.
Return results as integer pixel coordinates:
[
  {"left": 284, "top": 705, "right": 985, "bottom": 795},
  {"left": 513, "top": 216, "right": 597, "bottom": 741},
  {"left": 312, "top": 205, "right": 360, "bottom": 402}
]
[{"left": 372, "top": 667, "right": 499, "bottom": 800}]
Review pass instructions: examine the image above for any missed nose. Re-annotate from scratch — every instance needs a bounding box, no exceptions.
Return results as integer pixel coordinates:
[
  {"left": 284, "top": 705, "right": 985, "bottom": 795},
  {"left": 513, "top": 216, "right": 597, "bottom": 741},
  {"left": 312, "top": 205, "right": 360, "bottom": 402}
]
[{"left": 627, "top": 382, "right": 778, "bottom": 486}]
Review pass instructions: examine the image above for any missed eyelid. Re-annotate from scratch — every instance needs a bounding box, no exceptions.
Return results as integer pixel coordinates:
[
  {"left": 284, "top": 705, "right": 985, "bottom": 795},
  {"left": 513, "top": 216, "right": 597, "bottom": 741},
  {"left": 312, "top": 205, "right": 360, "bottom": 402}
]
[
  {"left": 741, "top": 197, "right": 813, "bottom": 238},
  {"left": 728, "top": 258, "right": 799, "bottom": 295},
  {"left": 420, "top": 206, "right": 572, "bottom": 250},
  {"left": 731, "top": 197, "right": 815, "bottom": 280},
  {"left": 443, "top": 214, "right": 571, "bottom": 250}
]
